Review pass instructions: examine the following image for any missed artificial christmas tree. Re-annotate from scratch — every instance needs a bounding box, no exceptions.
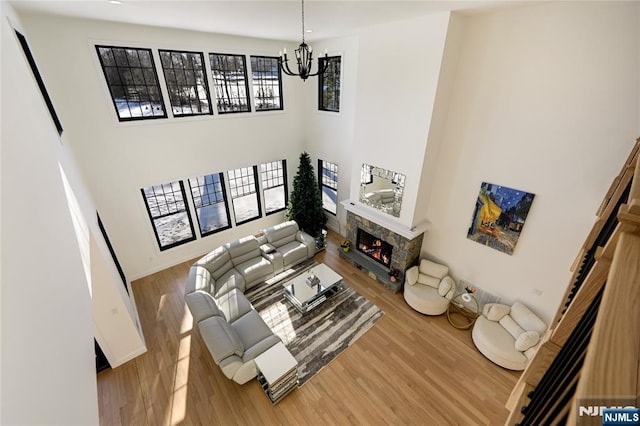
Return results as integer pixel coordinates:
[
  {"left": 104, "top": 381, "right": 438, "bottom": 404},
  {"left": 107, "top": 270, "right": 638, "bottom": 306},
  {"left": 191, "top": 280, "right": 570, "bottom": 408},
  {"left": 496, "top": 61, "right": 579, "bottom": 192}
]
[{"left": 287, "top": 152, "right": 327, "bottom": 238}]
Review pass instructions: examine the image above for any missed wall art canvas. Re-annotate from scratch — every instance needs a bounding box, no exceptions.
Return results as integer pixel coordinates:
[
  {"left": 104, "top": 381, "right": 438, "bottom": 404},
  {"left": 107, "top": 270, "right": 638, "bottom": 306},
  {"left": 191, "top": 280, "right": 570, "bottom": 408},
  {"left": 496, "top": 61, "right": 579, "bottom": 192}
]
[{"left": 467, "top": 182, "right": 535, "bottom": 255}]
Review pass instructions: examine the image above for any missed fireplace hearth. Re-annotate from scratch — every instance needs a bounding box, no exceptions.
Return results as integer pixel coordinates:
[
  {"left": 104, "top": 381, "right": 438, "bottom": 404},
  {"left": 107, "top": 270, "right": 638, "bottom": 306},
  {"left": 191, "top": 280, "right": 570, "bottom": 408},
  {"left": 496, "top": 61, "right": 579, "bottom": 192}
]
[{"left": 357, "top": 229, "right": 393, "bottom": 268}]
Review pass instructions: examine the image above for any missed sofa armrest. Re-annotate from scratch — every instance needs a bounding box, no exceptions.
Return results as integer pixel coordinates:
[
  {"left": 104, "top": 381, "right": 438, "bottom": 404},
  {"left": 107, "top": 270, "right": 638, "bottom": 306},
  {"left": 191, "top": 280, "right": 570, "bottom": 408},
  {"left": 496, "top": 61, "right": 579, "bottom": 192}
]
[
  {"left": 296, "top": 230, "right": 316, "bottom": 258},
  {"left": 405, "top": 266, "right": 419, "bottom": 286}
]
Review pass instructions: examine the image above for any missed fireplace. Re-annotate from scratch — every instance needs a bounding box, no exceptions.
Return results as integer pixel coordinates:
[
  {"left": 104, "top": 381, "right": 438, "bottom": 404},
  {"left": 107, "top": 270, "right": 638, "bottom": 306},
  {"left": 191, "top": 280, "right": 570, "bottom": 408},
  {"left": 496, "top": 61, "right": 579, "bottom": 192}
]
[
  {"left": 339, "top": 210, "right": 424, "bottom": 292},
  {"left": 357, "top": 229, "right": 393, "bottom": 268}
]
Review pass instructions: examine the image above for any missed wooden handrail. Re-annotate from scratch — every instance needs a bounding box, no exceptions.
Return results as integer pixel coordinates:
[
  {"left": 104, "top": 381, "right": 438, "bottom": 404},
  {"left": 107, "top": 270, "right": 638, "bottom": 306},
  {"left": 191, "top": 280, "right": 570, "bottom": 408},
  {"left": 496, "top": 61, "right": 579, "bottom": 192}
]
[
  {"left": 568, "top": 230, "right": 640, "bottom": 423},
  {"left": 505, "top": 138, "right": 640, "bottom": 425}
]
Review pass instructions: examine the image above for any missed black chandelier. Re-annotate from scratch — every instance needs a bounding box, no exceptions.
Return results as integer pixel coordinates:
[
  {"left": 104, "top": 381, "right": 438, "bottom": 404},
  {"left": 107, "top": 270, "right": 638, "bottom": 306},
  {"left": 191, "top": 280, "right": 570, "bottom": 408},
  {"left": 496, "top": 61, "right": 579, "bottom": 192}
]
[{"left": 278, "top": 0, "right": 328, "bottom": 81}]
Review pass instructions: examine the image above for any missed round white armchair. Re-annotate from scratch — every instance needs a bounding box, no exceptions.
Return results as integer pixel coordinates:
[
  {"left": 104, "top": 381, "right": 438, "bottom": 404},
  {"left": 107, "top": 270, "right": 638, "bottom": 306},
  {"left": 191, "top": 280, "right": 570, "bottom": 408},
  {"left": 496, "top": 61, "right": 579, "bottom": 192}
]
[{"left": 403, "top": 259, "right": 456, "bottom": 315}]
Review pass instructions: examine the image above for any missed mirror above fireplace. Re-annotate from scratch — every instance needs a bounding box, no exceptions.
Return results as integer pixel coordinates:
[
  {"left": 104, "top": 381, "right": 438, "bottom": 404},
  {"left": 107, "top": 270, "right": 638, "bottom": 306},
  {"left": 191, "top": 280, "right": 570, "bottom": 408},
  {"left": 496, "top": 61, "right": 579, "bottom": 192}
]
[{"left": 359, "top": 164, "right": 405, "bottom": 218}]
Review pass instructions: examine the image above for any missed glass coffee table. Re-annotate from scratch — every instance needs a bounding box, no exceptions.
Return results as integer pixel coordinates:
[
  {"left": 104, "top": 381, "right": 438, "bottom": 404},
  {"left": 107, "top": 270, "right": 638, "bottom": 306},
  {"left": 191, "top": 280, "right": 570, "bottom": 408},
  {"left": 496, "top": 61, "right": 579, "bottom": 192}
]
[{"left": 282, "top": 263, "right": 343, "bottom": 313}]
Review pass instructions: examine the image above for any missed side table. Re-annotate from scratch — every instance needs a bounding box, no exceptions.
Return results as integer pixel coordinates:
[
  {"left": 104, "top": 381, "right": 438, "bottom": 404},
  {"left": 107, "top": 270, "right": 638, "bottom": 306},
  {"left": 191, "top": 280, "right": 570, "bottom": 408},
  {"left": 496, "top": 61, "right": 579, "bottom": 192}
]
[
  {"left": 254, "top": 342, "right": 298, "bottom": 404},
  {"left": 447, "top": 293, "right": 480, "bottom": 330}
]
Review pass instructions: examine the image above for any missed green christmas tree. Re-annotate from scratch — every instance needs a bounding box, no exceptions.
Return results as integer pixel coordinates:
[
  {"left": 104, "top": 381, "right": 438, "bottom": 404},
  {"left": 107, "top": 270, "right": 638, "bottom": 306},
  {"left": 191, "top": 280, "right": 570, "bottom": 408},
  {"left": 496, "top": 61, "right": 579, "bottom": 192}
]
[{"left": 287, "top": 152, "right": 327, "bottom": 238}]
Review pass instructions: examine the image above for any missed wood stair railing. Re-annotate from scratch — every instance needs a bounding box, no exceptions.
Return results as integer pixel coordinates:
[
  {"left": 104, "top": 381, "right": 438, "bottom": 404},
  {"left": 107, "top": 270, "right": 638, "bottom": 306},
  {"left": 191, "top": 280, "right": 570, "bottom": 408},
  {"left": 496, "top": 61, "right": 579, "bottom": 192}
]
[{"left": 505, "top": 138, "right": 640, "bottom": 425}]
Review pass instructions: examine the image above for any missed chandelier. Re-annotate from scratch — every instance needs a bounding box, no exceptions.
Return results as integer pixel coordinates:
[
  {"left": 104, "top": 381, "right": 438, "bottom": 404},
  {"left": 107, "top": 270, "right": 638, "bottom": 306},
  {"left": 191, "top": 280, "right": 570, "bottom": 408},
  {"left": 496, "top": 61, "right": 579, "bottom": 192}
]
[{"left": 278, "top": 0, "right": 328, "bottom": 81}]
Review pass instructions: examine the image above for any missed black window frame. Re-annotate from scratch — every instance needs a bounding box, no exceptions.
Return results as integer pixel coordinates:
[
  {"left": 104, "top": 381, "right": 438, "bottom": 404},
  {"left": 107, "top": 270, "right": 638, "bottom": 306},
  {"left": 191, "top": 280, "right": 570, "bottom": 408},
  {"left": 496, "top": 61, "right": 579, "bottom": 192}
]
[
  {"left": 187, "top": 172, "right": 232, "bottom": 237},
  {"left": 209, "top": 53, "right": 251, "bottom": 114},
  {"left": 95, "top": 45, "right": 167, "bottom": 122},
  {"left": 250, "top": 55, "right": 283, "bottom": 112},
  {"left": 318, "top": 159, "right": 338, "bottom": 216},
  {"left": 141, "top": 181, "right": 196, "bottom": 251},
  {"left": 260, "top": 160, "right": 288, "bottom": 216},
  {"left": 97, "top": 212, "right": 128, "bottom": 295},
  {"left": 158, "top": 49, "right": 213, "bottom": 118},
  {"left": 318, "top": 55, "right": 341, "bottom": 112},
  {"left": 228, "top": 166, "right": 262, "bottom": 226},
  {"left": 15, "top": 30, "right": 64, "bottom": 136}
]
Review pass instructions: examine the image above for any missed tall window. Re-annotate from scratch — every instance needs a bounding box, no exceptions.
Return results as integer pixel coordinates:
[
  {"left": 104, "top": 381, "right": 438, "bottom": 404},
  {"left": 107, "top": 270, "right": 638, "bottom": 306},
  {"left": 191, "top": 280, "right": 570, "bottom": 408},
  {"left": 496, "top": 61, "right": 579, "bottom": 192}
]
[
  {"left": 188, "top": 173, "right": 231, "bottom": 237},
  {"left": 141, "top": 181, "right": 196, "bottom": 250},
  {"left": 96, "top": 45, "right": 166, "bottom": 121},
  {"left": 250, "top": 56, "right": 282, "bottom": 111},
  {"left": 318, "top": 56, "right": 341, "bottom": 112},
  {"left": 209, "top": 53, "right": 250, "bottom": 113},
  {"left": 260, "top": 160, "right": 288, "bottom": 215},
  {"left": 158, "top": 50, "right": 212, "bottom": 117},
  {"left": 228, "top": 166, "right": 262, "bottom": 225},
  {"left": 319, "top": 160, "right": 338, "bottom": 215}
]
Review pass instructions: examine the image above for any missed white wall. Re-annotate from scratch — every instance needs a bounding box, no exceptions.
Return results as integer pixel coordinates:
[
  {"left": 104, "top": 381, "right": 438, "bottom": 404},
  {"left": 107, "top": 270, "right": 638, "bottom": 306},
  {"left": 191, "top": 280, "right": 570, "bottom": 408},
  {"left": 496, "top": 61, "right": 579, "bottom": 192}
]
[
  {"left": 20, "top": 14, "right": 308, "bottom": 280},
  {"left": 350, "top": 12, "right": 451, "bottom": 229},
  {"left": 303, "top": 34, "right": 359, "bottom": 235},
  {"left": 423, "top": 2, "right": 640, "bottom": 322},
  {"left": 1, "top": 3, "right": 99, "bottom": 423}
]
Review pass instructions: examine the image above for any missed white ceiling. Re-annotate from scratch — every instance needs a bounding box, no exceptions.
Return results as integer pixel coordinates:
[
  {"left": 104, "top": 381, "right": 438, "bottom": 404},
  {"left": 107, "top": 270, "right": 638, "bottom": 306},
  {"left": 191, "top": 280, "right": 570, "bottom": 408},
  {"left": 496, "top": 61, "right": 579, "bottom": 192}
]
[{"left": 9, "top": 0, "right": 519, "bottom": 42}]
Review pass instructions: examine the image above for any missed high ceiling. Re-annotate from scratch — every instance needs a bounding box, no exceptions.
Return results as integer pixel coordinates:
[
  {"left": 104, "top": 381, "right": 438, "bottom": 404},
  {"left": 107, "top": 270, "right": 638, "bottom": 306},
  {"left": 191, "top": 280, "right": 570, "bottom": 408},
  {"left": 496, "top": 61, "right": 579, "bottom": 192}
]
[{"left": 10, "top": 0, "right": 517, "bottom": 42}]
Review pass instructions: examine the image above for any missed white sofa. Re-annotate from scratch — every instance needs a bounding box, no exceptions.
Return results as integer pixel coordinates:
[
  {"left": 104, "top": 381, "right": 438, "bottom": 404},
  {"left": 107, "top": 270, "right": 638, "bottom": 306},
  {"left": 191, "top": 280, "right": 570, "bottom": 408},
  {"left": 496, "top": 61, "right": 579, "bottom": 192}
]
[
  {"left": 364, "top": 189, "right": 395, "bottom": 205},
  {"left": 472, "top": 302, "right": 547, "bottom": 371},
  {"left": 403, "top": 259, "right": 456, "bottom": 315},
  {"left": 184, "top": 220, "right": 315, "bottom": 384}
]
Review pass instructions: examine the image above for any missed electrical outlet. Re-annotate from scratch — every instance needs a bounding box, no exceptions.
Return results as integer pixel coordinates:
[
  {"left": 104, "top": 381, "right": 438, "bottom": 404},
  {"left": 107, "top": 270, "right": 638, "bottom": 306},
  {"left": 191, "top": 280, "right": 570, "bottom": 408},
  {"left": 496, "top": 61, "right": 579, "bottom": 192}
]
[{"left": 532, "top": 288, "right": 543, "bottom": 296}]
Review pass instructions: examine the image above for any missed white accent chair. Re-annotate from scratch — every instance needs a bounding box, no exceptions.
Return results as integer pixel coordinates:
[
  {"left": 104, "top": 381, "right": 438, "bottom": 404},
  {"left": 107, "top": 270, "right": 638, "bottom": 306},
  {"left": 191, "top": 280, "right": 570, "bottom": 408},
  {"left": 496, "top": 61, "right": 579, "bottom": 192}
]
[
  {"left": 472, "top": 302, "right": 547, "bottom": 370},
  {"left": 403, "top": 259, "right": 456, "bottom": 315}
]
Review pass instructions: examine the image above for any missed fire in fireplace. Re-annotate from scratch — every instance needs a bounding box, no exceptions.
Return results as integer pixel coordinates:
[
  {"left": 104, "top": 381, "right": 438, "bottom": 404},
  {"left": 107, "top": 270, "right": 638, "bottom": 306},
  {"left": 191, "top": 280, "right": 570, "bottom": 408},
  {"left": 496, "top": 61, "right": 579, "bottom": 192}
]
[{"left": 356, "top": 228, "right": 393, "bottom": 268}]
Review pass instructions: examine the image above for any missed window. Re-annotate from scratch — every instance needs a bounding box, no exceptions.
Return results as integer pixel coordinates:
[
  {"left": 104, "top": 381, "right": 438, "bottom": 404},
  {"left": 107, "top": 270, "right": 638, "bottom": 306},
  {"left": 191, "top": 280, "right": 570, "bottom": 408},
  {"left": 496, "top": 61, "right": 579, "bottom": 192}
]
[
  {"left": 228, "top": 166, "right": 262, "bottom": 225},
  {"left": 319, "top": 160, "right": 338, "bottom": 215},
  {"left": 96, "top": 45, "right": 166, "bottom": 121},
  {"left": 250, "top": 56, "right": 282, "bottom": 111},
  {"left": 318, "top": 56, "right": 341, "bottom": 112},
  {"left": 209, "top": 53, "right": 250, "bottom": 113},
  {"left": 15, "top": 31, "right": 64, "bottom": 136},
  {"left": 141, "top": 181, "right": 196, "bottom": 250},
  {"left": 260, "top": 160, "right": 288, "bottom": 215},
  {"left": 158, "top": 50, "right": 212, "bottom": 117},
  {"left": 188, "top": 173, "right": 231, "bottom": 237}
]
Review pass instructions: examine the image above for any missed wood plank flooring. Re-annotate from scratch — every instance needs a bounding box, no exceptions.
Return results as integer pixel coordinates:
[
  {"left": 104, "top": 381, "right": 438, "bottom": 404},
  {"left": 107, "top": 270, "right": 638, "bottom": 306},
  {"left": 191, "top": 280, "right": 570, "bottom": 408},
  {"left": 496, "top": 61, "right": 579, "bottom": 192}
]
[{"left": 97, "top": 230, "right": 519, "bottom": 425}]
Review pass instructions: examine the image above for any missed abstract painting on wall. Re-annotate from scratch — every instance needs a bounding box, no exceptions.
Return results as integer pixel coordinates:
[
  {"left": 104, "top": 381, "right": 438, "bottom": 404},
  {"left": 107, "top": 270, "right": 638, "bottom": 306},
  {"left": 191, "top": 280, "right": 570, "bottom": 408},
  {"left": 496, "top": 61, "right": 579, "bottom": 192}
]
[{"left": 467, "top": 182, "right": 535, "bottom": 255}]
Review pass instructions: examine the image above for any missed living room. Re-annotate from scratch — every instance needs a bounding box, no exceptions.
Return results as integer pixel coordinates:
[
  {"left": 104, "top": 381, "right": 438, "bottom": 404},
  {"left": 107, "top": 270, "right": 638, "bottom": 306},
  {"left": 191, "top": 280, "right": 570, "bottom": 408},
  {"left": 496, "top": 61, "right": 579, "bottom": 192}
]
[{"left": 2, "top": 1, "right": 639, "bottom": 424}]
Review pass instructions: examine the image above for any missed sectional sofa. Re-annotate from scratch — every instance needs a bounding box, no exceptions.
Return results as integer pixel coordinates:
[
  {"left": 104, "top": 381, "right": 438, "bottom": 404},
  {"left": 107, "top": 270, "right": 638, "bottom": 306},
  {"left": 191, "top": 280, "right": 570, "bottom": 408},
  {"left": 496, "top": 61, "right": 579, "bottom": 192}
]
[{"left": 185, "top": 220, "right": 316, "bottom": 384}]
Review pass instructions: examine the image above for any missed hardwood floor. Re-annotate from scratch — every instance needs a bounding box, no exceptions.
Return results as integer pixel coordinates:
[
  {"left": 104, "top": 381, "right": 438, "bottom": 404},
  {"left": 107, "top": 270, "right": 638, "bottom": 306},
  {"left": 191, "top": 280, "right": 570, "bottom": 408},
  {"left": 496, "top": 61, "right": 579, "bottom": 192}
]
[{"left": 97, "top": 230, "right": 519, "bottom": 425}]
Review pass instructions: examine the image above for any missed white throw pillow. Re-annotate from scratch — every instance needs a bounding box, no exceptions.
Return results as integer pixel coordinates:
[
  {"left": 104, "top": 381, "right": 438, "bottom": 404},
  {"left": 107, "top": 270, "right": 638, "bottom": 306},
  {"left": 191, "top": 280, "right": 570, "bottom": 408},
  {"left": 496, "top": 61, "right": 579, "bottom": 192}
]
[
  {"left": 418, "top": 259, "right": 449, "bottom": 280},
  {"left": 499, "top": 315, "right": 525, "bottom": 339},
  {"left": 485, "top": 304, "right": 511, "bottom": 321},
  {"left": 515, "top": 330, "right": 541, "bottom": 352},
  {"left": 438, "top": 276, "right": 454, "bottom": 297},
  {"left": 418, "top": 273, "right": 440, "bottom": 289},
  {"left": 510, "top": 302, "right": 546, "bottom": 334}
]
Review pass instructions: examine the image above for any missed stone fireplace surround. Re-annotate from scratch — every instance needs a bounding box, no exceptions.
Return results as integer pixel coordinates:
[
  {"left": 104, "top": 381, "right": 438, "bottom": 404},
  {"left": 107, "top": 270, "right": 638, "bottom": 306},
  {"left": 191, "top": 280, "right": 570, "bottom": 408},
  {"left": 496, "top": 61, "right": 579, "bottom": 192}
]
[{"left": 340, "top": 210, "right": 424, "bottom": 292}]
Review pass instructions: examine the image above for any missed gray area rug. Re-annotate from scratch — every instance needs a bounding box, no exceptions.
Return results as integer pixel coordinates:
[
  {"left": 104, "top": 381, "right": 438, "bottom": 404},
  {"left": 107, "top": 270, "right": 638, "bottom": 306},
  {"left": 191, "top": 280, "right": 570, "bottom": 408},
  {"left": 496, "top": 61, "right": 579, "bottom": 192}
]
[{"left": 245, "top": 261, "right": 384, "bottom": 386}]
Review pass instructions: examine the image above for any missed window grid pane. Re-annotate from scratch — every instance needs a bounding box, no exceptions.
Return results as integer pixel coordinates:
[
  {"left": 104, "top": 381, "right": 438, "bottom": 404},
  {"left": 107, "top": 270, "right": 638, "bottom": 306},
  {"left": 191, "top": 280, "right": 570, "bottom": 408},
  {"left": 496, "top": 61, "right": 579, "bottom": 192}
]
[
  {"left": 318, "top": 56, "right": 341, "bottom": 112},
  {"left": 228, "top": 166, "right": 262, "bottom": 224},
  {"left": 96, "top": 45, "right": 167, "bottom": 121},
  {"left": 188, "top": 173, "right": 231, "bottom": 236},
  {"left": 250, "top": 56, "right": 283, "bottom": 111},
  {"left": 141, "top": 180, "right": 195, "bottom": 250},
  {"left": 320, "top": 160, "right": 338, "bottom": 215},
  {"left": 210, "top": 53, "right": 250, "bottom": 113},
  {"left": 260, "top": 160, "right": 287, "bottom": 215},
  {"left": 159, "top": 50, "right": 212, "bottom": 117}
]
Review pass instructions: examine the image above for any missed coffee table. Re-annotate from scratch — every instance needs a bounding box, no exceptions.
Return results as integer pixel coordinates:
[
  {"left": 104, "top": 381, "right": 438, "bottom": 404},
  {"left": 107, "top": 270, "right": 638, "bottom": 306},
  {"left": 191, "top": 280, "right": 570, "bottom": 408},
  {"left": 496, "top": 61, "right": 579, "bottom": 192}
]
[{"left": 282, "top": 263, "right": 343, "bottom": 313}]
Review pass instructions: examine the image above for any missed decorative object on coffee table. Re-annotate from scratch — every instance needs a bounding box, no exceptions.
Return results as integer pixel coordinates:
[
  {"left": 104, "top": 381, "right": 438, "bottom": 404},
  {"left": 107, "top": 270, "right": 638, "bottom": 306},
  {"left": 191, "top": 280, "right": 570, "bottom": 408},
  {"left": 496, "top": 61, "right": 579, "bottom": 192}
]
[{"left": 282, "top": 263, "right": 342, "bottom": 314}]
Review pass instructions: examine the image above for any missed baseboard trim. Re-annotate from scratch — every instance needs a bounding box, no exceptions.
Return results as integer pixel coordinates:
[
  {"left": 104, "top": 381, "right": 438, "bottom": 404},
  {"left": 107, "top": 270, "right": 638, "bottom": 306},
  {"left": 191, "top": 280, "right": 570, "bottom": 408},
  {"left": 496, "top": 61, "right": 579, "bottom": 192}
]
[{"left": 109, "top": 345, "right": 147, "bottom": 368}]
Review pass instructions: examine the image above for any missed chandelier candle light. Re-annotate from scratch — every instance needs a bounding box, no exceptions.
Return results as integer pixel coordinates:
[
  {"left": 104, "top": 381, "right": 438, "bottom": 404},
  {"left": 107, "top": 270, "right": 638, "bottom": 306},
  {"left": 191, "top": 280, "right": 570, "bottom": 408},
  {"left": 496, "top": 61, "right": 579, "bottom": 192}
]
[{"left": 279, "top": 0, "right": 328, "bottom": 81}]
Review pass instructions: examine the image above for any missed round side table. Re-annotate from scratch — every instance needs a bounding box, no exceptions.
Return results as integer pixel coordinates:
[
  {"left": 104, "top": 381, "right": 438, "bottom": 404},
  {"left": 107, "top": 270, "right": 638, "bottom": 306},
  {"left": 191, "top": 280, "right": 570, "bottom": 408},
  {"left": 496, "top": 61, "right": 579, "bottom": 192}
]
[{"left": 447, "top": 293, "right": 480, "bottom": 330}]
